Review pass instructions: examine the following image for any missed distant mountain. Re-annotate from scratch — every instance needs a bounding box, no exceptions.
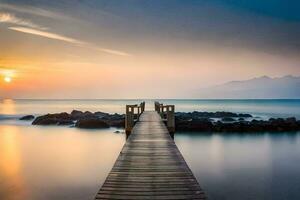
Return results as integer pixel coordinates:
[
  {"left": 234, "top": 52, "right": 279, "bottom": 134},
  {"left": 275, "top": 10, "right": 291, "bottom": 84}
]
[{"left": 198, "top": 75, "right": 300, "bottom": 98}]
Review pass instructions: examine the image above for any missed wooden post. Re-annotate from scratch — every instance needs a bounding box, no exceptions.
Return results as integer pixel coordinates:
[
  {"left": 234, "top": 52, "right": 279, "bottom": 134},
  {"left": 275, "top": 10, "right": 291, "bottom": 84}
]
[
  {"left": 154, "top": 102, "right": 175, "bottom": 133},
  {"left": 154, "top": 101, "right": 159, "bottom": 112},
  {"left": 126, "top": 102, "right": 144, "bottom": 136},
  {"left": 140, "top": 102, "right": 145, "bottom": 113},
  {"left": 138, "top": 106, "right": 140, "bottom": 118},
  {"left": 166, "top": 105, "right": 175, "bottom": 133},
  {"left": 125, "top": 105, "right": 134, "bottom": 134},
  {"left": 142, "top": 102, "right": 145, "bottom": 112}
]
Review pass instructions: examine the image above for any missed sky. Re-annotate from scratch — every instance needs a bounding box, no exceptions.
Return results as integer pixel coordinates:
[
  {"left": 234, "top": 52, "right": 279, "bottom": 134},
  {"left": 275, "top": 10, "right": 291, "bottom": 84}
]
[{"left": 0, "top": 0, "right": 300, "bottom": 98}]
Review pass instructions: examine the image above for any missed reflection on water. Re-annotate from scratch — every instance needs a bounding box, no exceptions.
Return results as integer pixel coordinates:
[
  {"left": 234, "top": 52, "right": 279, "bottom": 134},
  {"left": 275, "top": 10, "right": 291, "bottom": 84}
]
[
  {"left": 0, "top": 126, "right": 25, "bottom": 200},
  {"left": 1, "top": 99, "right": 300, "bottom": 200},
  {"left": 0, "top": 125, "right": 125, "bottom": 200},
  {"left": 175, "top": 133, "right": 300, "bottom": 200}
]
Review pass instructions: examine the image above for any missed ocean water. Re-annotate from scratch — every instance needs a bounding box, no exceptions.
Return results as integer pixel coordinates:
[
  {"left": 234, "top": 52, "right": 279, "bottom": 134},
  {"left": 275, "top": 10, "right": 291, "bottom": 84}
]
[
  {"left": 1, "top": 99, "right": 300, "bottom": 119},
  {"left": 0, "top": 99, "right": 300, "bottom": 200}
]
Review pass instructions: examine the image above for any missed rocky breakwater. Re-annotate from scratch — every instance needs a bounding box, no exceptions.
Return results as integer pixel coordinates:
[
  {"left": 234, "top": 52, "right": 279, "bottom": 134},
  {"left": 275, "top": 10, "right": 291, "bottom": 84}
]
[
  {"left": 31, "top": 110, "right": 125, "bottom": 129},
  {"left": 175, "top": 111, "right": 300, "bottom": 132}
]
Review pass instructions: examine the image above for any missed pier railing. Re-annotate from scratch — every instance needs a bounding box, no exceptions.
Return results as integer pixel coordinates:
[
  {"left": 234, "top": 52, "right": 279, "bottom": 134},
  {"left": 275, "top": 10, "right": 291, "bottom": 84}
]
[
  {"left": 154, "top": 101, "right": 175, "bottom": 133},
  {"left": 125, "top": 101, "right": 145, "bottom": 133}
]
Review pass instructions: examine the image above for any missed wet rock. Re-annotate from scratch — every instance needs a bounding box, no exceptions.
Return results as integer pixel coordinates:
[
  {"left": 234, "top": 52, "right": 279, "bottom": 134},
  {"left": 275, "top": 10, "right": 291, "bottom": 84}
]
[
  {"left": 20, "top": 115, "right": 35, "bottom": 120},
  {"left": 32, "top": 112, "right": 73, "bottom": 125},
  {"left": 102, "top": 113, "right": 125, "bottom": 127},
  {"left": 222, "top": 117, "right": 236, "bottom": 122},
  {"left": 176, "top": 112, "right": 300, "bottom": 132},
  {"left": 176, "top": 118, "right": 213, "bottom": 131},
  {"left": 94, "top": 111, "right": 110, "bottom": 118},
  {"left": 238, "top": 113, "right": 252, "bottom": 118},
  {"left": 70, "top": 110, "right": 84, "bottom": 119},
  {"left": 286, "top": 117, "right": 297, "bottom": 123},
  {"left": 75, "top": 119, "right": 109, "bottom": 129},
  {"left": 70, "top": 110, "right": 96, "bottom": 120},
  {"left": 175, "top": 111, "right": 252, "bottom": 120},
  {"left": 33, "top": 110, "right": 125, "bottom": 128},
  {"left": 57, "top": 120, "right": 74, "bottom": 125}
]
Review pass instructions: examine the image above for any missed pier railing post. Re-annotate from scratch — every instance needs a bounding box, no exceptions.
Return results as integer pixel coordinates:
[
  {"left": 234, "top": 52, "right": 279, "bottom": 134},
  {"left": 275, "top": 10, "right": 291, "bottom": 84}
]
[
  {"left": 154, "top": 101, "right": 160, "bottom": 112},
  {"left": 166, "top": 105, "right": 175, "bottom": 133},
  {"left": 154, "top": 102, "right": 175, "bottom": 134},
  {"left": 126, "top": 102, "right": 145, "bottom": 135},
  {"left": 125, "top": 105, "right": 134, "bottom": 133}
]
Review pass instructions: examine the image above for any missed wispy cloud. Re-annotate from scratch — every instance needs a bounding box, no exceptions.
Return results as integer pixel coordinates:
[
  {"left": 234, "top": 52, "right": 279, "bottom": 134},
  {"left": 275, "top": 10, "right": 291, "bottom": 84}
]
[
  {"left": 0, "top": 3, "right": 71, "bottom": 21},
  {"left": 8, "top": 26, "right": 84, "bottom": 45},
  {"left": 8, "top": 26, "right": 131, "bottom": 56},
  {"left": 0, "top": 12, "right": 47, "bottom": 29},
  {"left": 0, "top": 4, "right": 131, "bottom": 56}
]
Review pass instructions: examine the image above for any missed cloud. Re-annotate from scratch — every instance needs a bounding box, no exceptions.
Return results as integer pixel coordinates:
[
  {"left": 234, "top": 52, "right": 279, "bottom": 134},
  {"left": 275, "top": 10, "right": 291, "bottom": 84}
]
[
  {"left": 9, "top": 26, "right": 84, "bottom": 45},
  {"left": 0, "top": 12, "right": 47, "bottom": 29},
  {"left": 8, "top": 26, "right": 131, "bottom": 56},
  {"left": 0, "top": 3, "right": 71, "bottom": 21},
  {"left": 90, "top": 47, "right": 131, "bottom": 57},
  {"left": 0, "top": 4, "right": 131, "bottom": 56}
]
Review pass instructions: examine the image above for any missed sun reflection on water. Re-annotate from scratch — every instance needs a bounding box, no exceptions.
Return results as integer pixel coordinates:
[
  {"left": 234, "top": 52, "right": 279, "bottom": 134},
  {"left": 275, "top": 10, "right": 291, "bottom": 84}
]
[{"left": 0, "top": 126, "right": 27, "bottom": 200}]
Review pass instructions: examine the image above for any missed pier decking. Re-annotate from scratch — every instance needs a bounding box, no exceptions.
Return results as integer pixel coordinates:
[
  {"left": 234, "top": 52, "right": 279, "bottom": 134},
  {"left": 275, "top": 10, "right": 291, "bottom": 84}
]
[{"left": 95, "top": 105, "right": 205, "bottom": 199}]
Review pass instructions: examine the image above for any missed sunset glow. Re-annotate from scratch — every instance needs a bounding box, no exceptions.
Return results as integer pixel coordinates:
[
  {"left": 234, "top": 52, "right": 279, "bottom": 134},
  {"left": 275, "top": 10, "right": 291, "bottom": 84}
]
[
  {"left": 0, "top": 1, "right": 299, "bottom": 99},
  {"left": 4, "top": 76, "right": 12, "bottom": 83}
]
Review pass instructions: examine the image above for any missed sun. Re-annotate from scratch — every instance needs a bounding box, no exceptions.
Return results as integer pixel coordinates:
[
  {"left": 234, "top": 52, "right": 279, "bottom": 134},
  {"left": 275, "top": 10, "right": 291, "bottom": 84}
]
[{"left": 4, "top": 76, "right": 12, "bottom": 83}]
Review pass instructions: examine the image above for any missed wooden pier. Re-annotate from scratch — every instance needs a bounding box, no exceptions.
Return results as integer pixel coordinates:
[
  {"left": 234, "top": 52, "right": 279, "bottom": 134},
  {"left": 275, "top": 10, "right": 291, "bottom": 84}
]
[{"left": 95, "top": 102, "right": 205, "bottom": 200}]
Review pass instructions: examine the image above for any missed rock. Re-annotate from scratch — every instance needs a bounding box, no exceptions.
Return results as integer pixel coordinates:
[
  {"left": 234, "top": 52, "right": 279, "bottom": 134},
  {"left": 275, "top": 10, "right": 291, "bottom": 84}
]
[
  {"left": 83, "top": 111, "right": 94, "bottom": 117},
  {"left": 238, "top": 113, "right": 252, "bottom": 118},
  {"left": 70, "top": 110, "right": 84, "bottom": 118},
  {"left": 106, "top": 119, "right": 125, "bottom": 127},
  {"left": 175, "top": 112, "right": 300, "bottom": 132},
  {"left": 175, "top": 111, "right": 252, "bottom": 119},
  {"left": 215, "top": 112, "right": 238, "bottom": 118},
  {"left": 32, "top": 116, "right": 58, "bottom": 125},
  {"left": 75, "top": 119, "right": 109, "bottom": 129},
  {"left": 32, "top": 110, "right": 124, "bottom": 128},
  {"left": 70, "top": 110, "right": 96, "bottom": 120},
  {"left": 286, "top": 117, "right": 297, "bottom": 123},
  {"left": 102, "top": 113, "right": 125, "bottom": 127},
  {"left": 32, "top": 112, "right": 74, "bottom": 125},
  {"left": 20, "top": 115, "right": 35, "bottom": 120},
  {"left": 222, "top": 117, "right": 236, "bottom": 122},
  {"left": 57, "top": 120, "right": 74, "bottom": 125},
  {"left": 176, "top": 118, "right": 213, "bottom": 131},
  {"left": 94, "top": 111, "right": 109, "bottom": 118}
]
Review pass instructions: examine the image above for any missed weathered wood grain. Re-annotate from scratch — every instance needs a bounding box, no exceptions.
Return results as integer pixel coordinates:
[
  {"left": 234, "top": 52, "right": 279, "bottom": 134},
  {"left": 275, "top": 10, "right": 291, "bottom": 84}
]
[{"left": 95, "top": 111, "right": 206, "bottom": 200}]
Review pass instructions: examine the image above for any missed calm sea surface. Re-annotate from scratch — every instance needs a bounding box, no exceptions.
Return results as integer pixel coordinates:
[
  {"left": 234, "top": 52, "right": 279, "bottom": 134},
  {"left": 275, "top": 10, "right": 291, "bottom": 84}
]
[{"left": 0, "top": 99, "right": 300, "bottom": 200}]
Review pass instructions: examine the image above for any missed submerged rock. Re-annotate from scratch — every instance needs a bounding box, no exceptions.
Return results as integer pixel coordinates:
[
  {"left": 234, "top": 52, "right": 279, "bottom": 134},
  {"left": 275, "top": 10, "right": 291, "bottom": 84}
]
[
  {"left": 102, "top": 113, "right": 125, "bottom": 127},
  {"left": 32, "top": 112, "right": 73, "bottom": 125},
  {"left": 176, "top": 115, "right": 300, "bottom": 133},
  {"left": 222, "top": 117, "right": 236, "bottom": 122},
  {"left": 20, "top": 115, "right": 35, "bottom": 120},
  {"left": 175, "top": 111, "right": 252, "bottom": 120},
  {"left": 32, "top": 110, "right": 125, "bottom": 128},
  {"left": 75, "top": 119, "right": 109, "bottom": 129},
  {"left": 238, "top": 113, "right": 252, "bottom": 118},
  {"left": 70, "top": 110, "right": 96, "bottom": 120}
]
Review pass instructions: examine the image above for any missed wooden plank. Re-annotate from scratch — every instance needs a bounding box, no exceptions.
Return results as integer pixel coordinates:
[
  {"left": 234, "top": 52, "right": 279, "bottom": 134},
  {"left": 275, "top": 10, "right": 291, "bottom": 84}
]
[{"left": 95, "top": 111, "right": 206, "bottom": 200}]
